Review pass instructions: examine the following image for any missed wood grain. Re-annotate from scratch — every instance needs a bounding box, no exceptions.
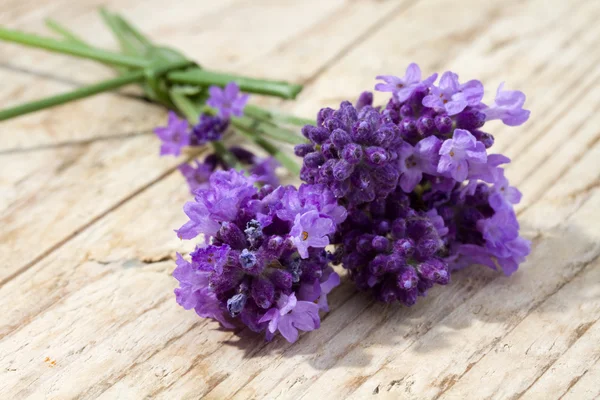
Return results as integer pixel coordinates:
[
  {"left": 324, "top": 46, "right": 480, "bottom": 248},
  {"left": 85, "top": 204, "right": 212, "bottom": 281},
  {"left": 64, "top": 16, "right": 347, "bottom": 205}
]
[{"left": 1, "top": 0, "right": 599, "bottom": 399}]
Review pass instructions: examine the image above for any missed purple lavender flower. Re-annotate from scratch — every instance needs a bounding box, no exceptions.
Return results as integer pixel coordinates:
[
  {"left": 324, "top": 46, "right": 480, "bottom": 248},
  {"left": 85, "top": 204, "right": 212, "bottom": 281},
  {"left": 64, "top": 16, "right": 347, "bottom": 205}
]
[
  {"left": 375, "top": 63, "right": 438, "bottom": 102},
  {"left": 296, "top": 99, "right": 403, "bottom": 207},
  {"left": 191, "top": 114, "right": 229, "bottom": 145},
  {"left": 298, "top": 266, "right": 340, "bottom": 311},
  {"left": 207, "top": 82, "right": 249, "bottom": 119},
  {"left": 258, "top": 293, "right": 320, "bottom": 343},
  {"left": 154, "top": 111, "right": 190, "bottom": 156},
  {"left": 190, "top": 244, "right": 231, "bottom": 274},
  {"left": 249, "top": 157, "right": 280, "bottom": 187},
  {"left": 398, "top": 136, "right": 442, "bottom": 192},
  {"left": 172, "top": 254, "right": 234, "bottom": 327},
  {"left": 489, "top": 171, "right": 522, "bottom": 211},
  {"left": 296, "top": 63, "right": 532, "bottom": 304},
  {"left": 178, "top": 160, "right": 214, "bottom": 193},
  {"left": 482, "top": 83, "right": 530, "bottom": 126},
  {"left": 422, "top": 72, "right": 484, "bottom": 115},
  {"left": 438, "top": 129, "right": 487, "bottom": 181},
  {"left": 173, "top": 170, "right": 344, "bottom": 342},
  {"left": 290, "top": 210, "right": 336, "bottom": 258},
  {"left": 176, "top": 169, "right": 257, "bottom": 239}
]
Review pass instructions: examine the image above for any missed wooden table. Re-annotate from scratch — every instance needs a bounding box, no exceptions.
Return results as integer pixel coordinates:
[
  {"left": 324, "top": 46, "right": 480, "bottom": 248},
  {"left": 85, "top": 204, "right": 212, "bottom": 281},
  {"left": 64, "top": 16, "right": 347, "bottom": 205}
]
[{"left": 1, "top": 0, "right": 599, "bottom": 399}]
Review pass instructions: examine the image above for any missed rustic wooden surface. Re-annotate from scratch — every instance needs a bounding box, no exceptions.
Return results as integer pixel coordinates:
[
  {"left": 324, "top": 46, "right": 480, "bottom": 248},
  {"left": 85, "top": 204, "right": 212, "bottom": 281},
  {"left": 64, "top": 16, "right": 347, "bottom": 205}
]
[{"left": 1, "top": 0, "right": 599, "bottom": 399}]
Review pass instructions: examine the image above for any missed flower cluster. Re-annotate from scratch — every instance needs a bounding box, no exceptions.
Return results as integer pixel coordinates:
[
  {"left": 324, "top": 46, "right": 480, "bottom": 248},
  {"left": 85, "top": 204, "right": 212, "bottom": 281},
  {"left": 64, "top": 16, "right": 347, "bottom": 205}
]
[
  {"left": 173, "top": 169, "right": 346, "bottom": 342},
  {"left": 297, "top": 63, "right": 531, "bottom": 305},
  {"left": 155, "top": 82, "right": 250, "bottom": 157},
  {"left": 154, "top": 82, "right": 280, "bottom": 193}
]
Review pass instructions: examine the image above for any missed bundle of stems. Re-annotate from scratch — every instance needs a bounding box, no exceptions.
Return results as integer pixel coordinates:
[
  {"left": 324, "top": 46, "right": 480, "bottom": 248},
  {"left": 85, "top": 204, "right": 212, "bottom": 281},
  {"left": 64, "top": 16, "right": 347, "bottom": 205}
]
[{"left": 0, "top": 9, "right": 312, "bottom": 173}]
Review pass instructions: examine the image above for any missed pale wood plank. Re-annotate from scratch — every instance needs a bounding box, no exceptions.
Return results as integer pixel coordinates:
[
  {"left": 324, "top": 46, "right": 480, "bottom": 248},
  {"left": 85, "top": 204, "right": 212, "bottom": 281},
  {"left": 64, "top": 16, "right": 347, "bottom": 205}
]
[
  {"left": 561, "top": 356, "right": 600, "bottom": 400},
  {"left": 439, "top": 258, "right": 600, "bottom": 399},
  {"left": 520, "top": 320, "right": 600, "bottom": 399}
]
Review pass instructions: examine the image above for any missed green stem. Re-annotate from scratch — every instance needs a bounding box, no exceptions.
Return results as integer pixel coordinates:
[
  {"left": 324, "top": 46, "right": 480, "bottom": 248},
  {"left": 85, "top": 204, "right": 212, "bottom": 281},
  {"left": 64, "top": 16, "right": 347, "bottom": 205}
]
[
  {"left": 246, "top": 104, "right": 315, "bottom": 126},
  {"left": 232, "top": 119, "right": 300, "bottom": 175},
  {"left": 0, "top": 27, "right": 149, "bottom": 68},
  {"left": 0, "top": 59, "right": 193, "bottom": 121},
  {"left": 45, "top": 19, "right": 87, "bottom": 45},
  {"left": 99, "top": 8, "right": 143, "bottom": 57},
  {"left": 238, "top": 112, "right": 305, "bottom": 145},
  {"left": 114, "top": 13, "right": 154, "bottom": 48},
  {"left": 0, "top": 70, "right": 145, "bottom": 121},
  {"left": 168, "top": 69, "right": 302, "bottom": 100}
]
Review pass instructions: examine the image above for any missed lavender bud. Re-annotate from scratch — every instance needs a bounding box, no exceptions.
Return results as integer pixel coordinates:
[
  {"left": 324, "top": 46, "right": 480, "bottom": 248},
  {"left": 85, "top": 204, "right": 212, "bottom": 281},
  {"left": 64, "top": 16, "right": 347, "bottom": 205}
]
[
  {"left": 304, "top": 151, "right": 325, "bottom": 168},
  {"left": 416, "top": 237, "right": 441, "bottom": 259},
  {"left": 417, "top": 258, "right": 449, "bottom": 285},
  {"left": 268, "top": 269, "right": 293, "bottom": 291},
  {"left": 472, "top": 130, "right": 495, "bottom": 148},
  {"left": 400, "top": 118, "right": 418, "bottom": 140},
  {"left": 294, "top": 143, "right": 315, "bottom": 157},
  {"left": 397, "top": 266, "right": 419, "bottom": 290},
  {"left": 375, "top": 220, "right": 391, "bottom": 235},
  {"left": 391, "top": 218, "right": 407, "bottom": 238},
  {"left": 357, "top": 234, "right": 374, "bottom": 254},
  {"left": 455, "top": 108, "right": 486, "bottom": 130},
  {"left": 218, "top": 221, "right": 246, "bottom": 249},
  {"left": 365, "top": 147, "right": 389, "bottom": 166},
  {"left": 341, "top": 143, "right": 363, "bottom": 164},
  {"left": 356, "top": 91, "right": 373, "bottom": 111},
  {"left": 251, "top": 277, "right": 275, "bottom": 309},
  {"left": 394, "top": 238, "right": 415, "bottom": 257},
  {"left": 267, "top": 236, "right": 284, "bottom": 252},
  {"left": 331, "top": 128, "right": 352, "bottom": 148},
  {"left": 384, "top": 255, "right": 405, "bottom": 273},
  {"left": 303, "top": 126, "right": 330, "bottom": 144},
  {"left": 355, "top": 120, "right": 375, "bottom": 143},
  {"left": 372, "top": 235, "right": 390, "bottom": 252},
  {"left": 317, "top": 107, "right": 334, "bottom": 126},
  {"left": 400, "top": 104, "right": 413, "bottom": 118},
  {"left": 319, "top": 159, "right": 336, "bottom": 181},
  {"left": 333, "top": 159, "right": 354, "bottom": 181},
  {"left": 227, "top": 293, "right": 247, "bottom": 317},
  {"left": 239, "top": 249, "right": 257, "bottom": 270},
  {"left": 373, "top": 124, "right": 397, "bottom": 147},
  {"left": 229, "top": 146, "right": 256, "bottom": 164},
  {"left": 434, "top": 114, "right": 453, "bottom": 133},
  {"left": 369, "top": 254, "right": 388, "bottom": 276},
  {"left": 417, "top": 116, "right": 436, "bottom": 136},
  {"left": 300, "top": 164, "right": 317, "bottom": 183}
]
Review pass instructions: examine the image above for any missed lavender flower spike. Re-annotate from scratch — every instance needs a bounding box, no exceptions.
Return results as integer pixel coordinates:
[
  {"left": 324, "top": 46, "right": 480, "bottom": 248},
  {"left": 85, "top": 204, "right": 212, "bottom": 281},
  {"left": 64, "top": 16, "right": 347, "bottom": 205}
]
[
  {"left": 482, "top": 82, "right": 530, "bottom": 126},
  {"left": 375, "top": 63, "right": 437, "bottom": 102},
  {"left": 207, "top": 82, "right": 250, "bottom": 119},
  {"left": 154, "top": 111, "right": 190, "bottom": 156}
]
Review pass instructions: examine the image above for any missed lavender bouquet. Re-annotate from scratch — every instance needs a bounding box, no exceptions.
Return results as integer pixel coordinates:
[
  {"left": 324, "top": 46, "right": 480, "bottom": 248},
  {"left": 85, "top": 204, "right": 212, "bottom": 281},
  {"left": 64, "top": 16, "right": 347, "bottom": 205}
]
[
  {"left": 0, "top": 12, "right": 531, "bottom": 344},
  {"left": 172, "top": 64, "right": 530, "bottom": 341}
]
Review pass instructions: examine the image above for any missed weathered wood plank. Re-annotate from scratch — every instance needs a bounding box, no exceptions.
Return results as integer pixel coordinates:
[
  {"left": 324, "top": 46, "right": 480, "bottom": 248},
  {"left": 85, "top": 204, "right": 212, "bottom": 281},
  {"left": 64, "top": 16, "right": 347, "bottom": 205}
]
[
  {"left": 439, "top": 258, "right": 600, "bottom": 399},
  {"left": 1, "top": 0, "right": 599, "bottom": 399},
  {"left": 517, "top": 321, "right": 600, "bottom": 399}
]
